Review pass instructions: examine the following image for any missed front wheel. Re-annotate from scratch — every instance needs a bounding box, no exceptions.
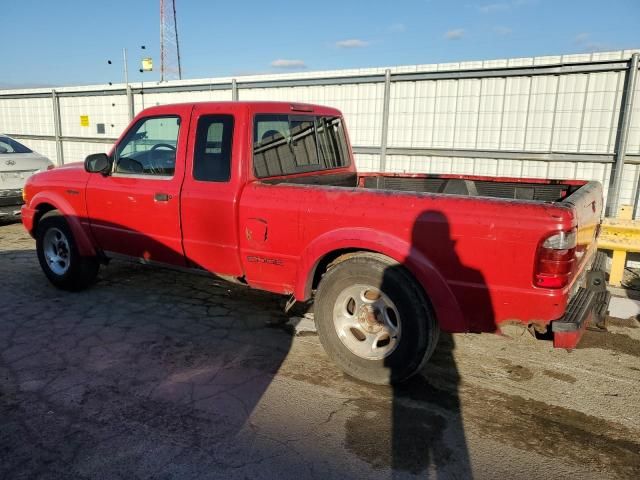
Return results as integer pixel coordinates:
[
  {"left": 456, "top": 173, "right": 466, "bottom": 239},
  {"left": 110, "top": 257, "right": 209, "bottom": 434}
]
[
  {"left": 315, "top": 253, "right": 439, "bottom": 385},
  {"left": 36, "top": 211, "right": 99, "bottom": 291}
]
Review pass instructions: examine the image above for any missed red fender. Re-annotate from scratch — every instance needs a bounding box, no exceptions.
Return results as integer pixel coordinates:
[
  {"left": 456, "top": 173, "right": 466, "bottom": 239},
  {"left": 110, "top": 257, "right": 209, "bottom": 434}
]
[
  {"left": 28, "top": 192, "right": 97, "bottom": 257},
  {"left": 295, "top": 228, "right": 467, "bottom": 332}
]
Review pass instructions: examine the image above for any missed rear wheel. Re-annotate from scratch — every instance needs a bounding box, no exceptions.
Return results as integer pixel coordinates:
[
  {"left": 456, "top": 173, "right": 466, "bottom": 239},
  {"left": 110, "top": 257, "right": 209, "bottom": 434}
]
[
  {"left": 36, "top": 211, "right": 99, "bottom": 291},
  {"left": 315, "top": 253, "right": 439, "bottom": 385}
]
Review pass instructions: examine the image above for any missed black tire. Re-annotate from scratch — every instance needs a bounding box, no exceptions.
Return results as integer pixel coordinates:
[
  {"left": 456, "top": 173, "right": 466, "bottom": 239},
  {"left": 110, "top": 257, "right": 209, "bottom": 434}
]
[
  {"left": 315, "top": 252, "right": 439, "bottom": 385},
  {"left": 36, "top": 211, "right": 99, "bottom": 291}
]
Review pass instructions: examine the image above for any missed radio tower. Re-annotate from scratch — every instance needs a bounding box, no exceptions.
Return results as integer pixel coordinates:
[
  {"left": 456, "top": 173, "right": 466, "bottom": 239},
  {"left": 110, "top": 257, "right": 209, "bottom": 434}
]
[{"left": 160, "top": 0, "right": 182, "bottom": 81}]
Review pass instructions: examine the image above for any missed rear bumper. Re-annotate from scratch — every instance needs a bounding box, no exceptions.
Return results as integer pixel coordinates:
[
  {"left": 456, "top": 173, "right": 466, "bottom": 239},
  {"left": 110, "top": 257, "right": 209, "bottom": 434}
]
[{"left": 551, "top": 251, "right": 610, "bottom": 349}]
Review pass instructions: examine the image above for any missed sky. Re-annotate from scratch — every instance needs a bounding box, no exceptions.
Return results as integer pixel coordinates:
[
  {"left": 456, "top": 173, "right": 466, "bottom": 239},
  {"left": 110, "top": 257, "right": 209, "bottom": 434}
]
[{"left": 1, "top": 0, "right": 639, "bottom": 88}]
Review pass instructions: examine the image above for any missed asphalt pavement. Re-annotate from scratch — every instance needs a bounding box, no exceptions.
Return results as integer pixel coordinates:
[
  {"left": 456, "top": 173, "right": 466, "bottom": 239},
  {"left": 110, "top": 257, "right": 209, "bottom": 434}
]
[{"left": 1, "top": 221, "right": 639, "bottom": 479}]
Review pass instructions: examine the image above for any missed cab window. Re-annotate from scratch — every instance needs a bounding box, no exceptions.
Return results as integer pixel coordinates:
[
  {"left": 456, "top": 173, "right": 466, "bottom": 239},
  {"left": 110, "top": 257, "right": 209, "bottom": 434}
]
[
  {"left": 114, "top": 116, "right": 180, "bottom": 177},
  {"left": 193, "top": 115, "right": 234, "bottom": 182}
]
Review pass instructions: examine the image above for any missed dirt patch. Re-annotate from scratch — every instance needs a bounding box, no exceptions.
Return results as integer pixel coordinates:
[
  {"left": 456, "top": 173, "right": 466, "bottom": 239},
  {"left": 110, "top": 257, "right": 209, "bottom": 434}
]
[
  {"left": 498, "top": 358, "right": 534, "bottom": 381},
  {"left": 341, "top": 369, "right": 640, "bottom": 478},
  {"left": 542, "top": 369, "right": 577, "bottom": 383},
  {"left": 344, "top": 396, "right": 453, "bottom": 474},
  {"left": 606, "top": 316, "right": 639, "bottom": 328},
  {"left": 460, "top": 384, "right": 640, "bottom": 478},
  {"left": 577, "top": 330, "right": 640, "bottom": 357}
]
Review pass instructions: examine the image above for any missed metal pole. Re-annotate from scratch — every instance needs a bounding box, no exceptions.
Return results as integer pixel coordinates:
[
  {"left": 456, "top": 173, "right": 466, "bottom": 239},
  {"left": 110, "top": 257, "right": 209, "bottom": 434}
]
[
  {"left": 126, "top": 84, "right": 134, "bottom": 121},
  {"left": 172, "top": 0, "right": 182, "bottom": 80},
  {"left": 160, "top": 1, "right": 165, "bottom": 83},
  {"left": 51, "top": 90, "right": 64, "bottom": 165},
  {"left": 379, "top": 69, "right": 391, "bottom": 173},
  {"left": 607, "top": 52, "right": 639, "bottom": 217},
  {"left": 232, "top": 78, "right": 238, "bottom": 101},
  {"left": 122, "top": 48, "right": 129, "bottom": 85},
  {"left": 123, "top": 48, "right": 134, "bottom": 121}
]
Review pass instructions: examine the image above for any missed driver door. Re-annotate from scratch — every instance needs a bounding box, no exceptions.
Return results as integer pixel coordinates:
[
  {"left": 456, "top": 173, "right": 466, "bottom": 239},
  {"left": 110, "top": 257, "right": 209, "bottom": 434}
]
[{"left": 86, "top": 108, "right": 192, "bottom": 266}]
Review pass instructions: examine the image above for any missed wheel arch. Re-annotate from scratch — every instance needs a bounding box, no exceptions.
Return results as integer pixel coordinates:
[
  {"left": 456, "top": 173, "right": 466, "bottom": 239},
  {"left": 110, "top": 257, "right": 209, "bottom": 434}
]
[
  {"left": 32, "top": 202, "right": 57, "bottom": 232},
  {"left": 295, "top": 228, "right": 467, "bottom": 332},
  {"left": 30, "top": 193, "right": 96, "bottom": 257}
]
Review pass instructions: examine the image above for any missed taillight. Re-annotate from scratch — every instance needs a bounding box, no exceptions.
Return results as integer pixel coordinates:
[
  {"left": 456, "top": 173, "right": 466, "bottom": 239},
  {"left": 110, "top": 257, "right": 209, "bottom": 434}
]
[{"left": 534, "top": 229, "right": 577, "bottom": 288}]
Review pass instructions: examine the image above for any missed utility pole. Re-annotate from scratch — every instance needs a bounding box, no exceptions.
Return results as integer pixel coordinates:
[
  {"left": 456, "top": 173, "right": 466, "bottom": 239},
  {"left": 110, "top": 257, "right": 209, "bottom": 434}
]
[
  {"left": 160, "top": 0, "right": 183, "bottom": 81},
  {"left": 123, "top": 48, "right": 129, "bottom": 85}
]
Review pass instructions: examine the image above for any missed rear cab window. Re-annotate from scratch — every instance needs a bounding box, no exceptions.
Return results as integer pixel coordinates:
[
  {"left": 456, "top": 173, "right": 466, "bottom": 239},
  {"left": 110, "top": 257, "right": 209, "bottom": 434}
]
[
  {"left": 253, "top": 114, "right": 349, "bottom": 178},
  {"left": 193, "top": 115, "right": 234, "bottom": 182}
]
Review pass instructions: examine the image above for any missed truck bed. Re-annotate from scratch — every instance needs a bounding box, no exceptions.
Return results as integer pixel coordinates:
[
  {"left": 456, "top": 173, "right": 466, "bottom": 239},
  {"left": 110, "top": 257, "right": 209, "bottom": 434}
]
[{"left": 264, "top": 171, "right": 586, "bottom": 203}]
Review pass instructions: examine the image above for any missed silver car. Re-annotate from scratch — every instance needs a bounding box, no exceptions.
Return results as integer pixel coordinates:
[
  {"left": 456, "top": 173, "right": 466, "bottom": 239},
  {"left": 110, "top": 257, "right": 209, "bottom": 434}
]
[{"left": 0, "top": 135, "right": 54, "bottom": 219}]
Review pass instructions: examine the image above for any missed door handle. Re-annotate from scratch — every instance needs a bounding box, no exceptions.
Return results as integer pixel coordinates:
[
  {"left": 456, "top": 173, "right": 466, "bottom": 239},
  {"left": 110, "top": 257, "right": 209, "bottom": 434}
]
[{"left": 154, "top": 192, "right": 171, "bottom": 202}]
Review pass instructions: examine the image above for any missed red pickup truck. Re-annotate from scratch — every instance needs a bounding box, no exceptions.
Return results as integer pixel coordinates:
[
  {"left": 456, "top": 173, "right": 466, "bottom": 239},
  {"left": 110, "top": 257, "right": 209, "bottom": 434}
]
[{"left": 21, "top": 101, "right": 609, "bottom": 384}]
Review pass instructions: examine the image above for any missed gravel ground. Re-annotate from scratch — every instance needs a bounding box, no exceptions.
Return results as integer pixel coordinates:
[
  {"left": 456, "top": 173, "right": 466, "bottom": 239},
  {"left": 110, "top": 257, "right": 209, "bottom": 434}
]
[{"left": 0, "top": 220, "right": 639, "bottom": 479}]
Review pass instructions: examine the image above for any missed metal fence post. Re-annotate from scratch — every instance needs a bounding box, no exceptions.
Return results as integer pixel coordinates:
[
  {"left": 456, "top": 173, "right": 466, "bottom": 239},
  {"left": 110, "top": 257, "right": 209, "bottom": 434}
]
[
  {"left": 232, "top": 78, "right": 238, "bottom": 101},
  {"left": 379, "top": 69, "right": 391, "bottom": 173},
  {"left": 126, "top": 84, "right": 135, "bottom": 121},
  {"left": 51, "top": 90, "right": 64, "bottom": 166},
  {"left": 607, "top": 52, "right": 639, "bottom": 217}
]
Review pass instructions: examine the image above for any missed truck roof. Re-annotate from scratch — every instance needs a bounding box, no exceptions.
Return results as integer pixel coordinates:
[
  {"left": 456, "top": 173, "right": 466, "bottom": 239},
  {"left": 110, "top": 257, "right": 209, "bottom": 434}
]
[{"left": 138, "top": 101, "right": 342, "bottom": 117}]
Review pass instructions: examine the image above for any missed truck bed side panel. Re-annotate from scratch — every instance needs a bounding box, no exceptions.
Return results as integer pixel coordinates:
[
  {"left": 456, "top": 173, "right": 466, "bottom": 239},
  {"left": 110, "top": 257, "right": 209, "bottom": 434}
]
[{"left": 239, "top": 183, "right": 576, "bottom": 333}]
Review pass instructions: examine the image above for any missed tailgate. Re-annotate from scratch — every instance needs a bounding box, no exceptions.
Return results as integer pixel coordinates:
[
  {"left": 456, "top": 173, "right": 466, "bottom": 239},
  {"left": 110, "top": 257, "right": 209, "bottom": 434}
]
[
  {"left": 552, "top": 181, "right": 607, "bottom": 349},
  {"left": 563, "top": 181, "right": 603, "bottom": 272}
]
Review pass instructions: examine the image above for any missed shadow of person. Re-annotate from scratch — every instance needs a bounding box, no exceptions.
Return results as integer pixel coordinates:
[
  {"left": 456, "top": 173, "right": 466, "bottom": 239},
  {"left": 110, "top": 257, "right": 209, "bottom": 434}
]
[{"left": 383, "top": 209, "right": 497, "bottom": 477}]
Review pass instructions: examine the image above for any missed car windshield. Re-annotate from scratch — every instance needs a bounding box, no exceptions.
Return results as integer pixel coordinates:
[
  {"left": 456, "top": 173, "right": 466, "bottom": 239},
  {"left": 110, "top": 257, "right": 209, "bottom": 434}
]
[{"left": 0, "top": 136, "right": 33, "bottom": 154}]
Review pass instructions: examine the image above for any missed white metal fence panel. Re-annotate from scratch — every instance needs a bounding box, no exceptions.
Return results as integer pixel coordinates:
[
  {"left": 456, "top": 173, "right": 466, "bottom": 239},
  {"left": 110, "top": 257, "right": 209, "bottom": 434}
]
[
  {"left": 0, "top": 97, "right": 54, "bottom": 136},
  {"left": 59, "top": 94, "right": 130, "bottom": 139},
  {"left": 132, "top": 88, "right": 232, "bottom": 116},
  {"left": 1, "top": 49, "right": 639, "bottom": 217},
  {"left": 62, "top": 141, "right": 113, "bottom": 161},
  {"left": 22, "top": 139, "right": 57, "bottom": 160},
  {"left": 627, "top": 76, "right": 640, "bottom": 154},
  {"left": 239, "top": 83, "right": 386, "bottom": 147}
]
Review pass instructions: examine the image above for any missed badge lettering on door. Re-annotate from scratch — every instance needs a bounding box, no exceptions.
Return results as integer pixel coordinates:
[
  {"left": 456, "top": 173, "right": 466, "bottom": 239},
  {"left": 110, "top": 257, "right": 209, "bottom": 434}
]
[{"left": 246, "top": 256, "right": 283, "bottom": 266}]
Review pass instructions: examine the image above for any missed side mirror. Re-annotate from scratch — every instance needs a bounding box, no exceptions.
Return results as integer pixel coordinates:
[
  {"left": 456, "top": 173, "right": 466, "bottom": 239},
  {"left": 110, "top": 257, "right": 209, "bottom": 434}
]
[{"left": 84, "top": 153, "right": 111, "bottom": 175}]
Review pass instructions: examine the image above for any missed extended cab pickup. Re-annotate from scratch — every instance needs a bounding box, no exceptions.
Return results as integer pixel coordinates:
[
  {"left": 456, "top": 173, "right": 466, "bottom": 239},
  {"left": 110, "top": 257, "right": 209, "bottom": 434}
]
[{"left": 21, "top": 101, "right": 609, "bottom": 384}]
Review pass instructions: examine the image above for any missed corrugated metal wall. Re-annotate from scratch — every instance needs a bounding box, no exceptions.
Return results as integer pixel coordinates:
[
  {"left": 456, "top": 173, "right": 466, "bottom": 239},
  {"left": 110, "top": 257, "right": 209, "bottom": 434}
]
[{"left": 1, "top": 49, "right": 639, "bottom": 216}]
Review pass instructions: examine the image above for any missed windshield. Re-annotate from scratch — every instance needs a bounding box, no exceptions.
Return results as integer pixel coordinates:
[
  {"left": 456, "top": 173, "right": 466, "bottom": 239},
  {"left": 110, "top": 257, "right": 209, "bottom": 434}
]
[
  {"left": 253, "top": 115, "right": 349, "bottom": 178},
  {"left": 0, "top": 136, "right": 33, "bottom": 154}
]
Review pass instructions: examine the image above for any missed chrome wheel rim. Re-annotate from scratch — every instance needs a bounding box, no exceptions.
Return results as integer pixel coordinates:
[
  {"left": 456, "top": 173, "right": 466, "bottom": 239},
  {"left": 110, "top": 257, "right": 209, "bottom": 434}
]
[
  {"left": 333, "top": 284, "right": 401, "bottom": 360},
  {"left": 43, "top": 227, "right": 71, "bottom": 276}
]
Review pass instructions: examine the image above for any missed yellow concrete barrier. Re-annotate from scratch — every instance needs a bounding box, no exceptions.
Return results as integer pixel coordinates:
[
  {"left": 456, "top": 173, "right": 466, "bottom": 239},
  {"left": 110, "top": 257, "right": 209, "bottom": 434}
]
[{"left": 598, "top": 205, "right": 640, "bottom": 286}]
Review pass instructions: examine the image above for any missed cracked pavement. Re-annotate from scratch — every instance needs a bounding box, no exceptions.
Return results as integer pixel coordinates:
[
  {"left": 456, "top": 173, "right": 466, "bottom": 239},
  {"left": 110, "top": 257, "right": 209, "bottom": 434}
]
[{"left": 1, "top": 221, "right": 639, "bottom": 479}]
